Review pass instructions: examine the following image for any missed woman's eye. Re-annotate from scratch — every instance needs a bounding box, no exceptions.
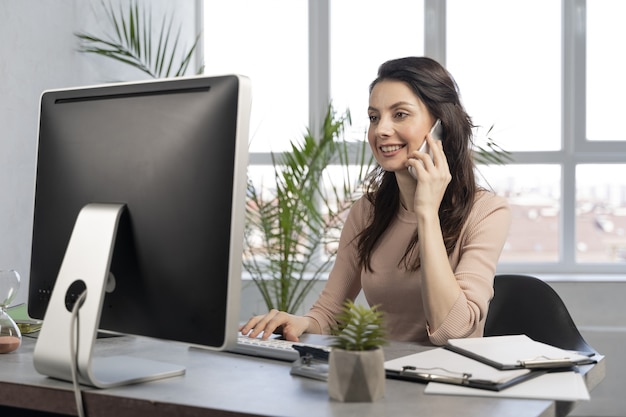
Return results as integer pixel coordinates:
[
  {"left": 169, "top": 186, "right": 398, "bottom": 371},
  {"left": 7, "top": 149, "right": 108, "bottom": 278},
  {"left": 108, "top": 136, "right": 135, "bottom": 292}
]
[
  {"left": 395, "top": 111, "right": 408, "bottom": 119},
  {"left": 368, "top": 115, "right": 378, "bottom": 123}
]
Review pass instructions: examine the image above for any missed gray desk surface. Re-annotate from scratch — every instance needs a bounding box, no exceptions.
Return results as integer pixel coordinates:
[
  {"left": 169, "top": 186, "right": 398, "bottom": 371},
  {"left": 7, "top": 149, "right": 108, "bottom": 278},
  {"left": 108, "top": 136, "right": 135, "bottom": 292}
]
[{"left": 0, "top": 334, "right": 604, "bottom": 417}]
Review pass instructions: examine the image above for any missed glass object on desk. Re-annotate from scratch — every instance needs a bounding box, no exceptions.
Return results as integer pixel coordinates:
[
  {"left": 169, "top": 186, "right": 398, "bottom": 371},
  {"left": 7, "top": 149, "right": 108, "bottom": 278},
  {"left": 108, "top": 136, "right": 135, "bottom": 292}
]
[{"left": 0, "top": 269, "right": 21, "bottom": 353}]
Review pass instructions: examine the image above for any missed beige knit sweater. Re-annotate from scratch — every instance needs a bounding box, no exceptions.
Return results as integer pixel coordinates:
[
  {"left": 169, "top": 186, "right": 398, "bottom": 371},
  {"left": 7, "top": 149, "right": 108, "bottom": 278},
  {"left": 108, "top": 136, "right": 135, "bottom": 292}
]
[{"left": 305, "top": 190, "right": 511, "bottom": 346}]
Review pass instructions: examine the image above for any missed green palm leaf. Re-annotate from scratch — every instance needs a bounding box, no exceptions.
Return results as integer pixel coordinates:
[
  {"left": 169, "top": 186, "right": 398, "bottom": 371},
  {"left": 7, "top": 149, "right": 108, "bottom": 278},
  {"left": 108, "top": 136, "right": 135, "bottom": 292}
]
[
  {"left": 243, "top": 104, "right": 374, "bottom": 313},
  {"left": 75, "top": 0, "right": 203, "bottom": 79},
  {"left": 474, "top": 125, "right": 513, "bottom": 165}
]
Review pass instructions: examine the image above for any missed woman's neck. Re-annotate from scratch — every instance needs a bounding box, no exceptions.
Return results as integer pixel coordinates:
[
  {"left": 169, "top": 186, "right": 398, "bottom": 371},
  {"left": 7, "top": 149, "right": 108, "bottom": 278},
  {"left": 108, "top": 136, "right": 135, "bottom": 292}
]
[{"left": 395, "top": 173, "right": 416, "bottom": 212}]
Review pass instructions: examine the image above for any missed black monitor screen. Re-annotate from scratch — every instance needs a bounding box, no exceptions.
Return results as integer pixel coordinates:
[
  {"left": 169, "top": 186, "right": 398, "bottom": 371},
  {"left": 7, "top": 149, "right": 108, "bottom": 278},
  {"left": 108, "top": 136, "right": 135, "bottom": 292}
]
[{"left": 28, "top": 75, "right": 250, "bottom": 349}]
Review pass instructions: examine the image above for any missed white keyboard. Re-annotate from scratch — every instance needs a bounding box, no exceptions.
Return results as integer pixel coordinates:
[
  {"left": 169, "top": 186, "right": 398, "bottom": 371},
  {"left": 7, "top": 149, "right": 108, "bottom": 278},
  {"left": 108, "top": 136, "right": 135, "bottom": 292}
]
[{"left": 233, "top": 335, "right": 330, "bottom": 362}]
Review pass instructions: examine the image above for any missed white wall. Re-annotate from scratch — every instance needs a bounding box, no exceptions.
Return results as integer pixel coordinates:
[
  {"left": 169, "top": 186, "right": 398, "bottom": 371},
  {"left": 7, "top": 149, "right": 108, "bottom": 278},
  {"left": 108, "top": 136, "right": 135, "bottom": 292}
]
[{"left": 0, "top": 0, "right": 198, "bottom": 305}]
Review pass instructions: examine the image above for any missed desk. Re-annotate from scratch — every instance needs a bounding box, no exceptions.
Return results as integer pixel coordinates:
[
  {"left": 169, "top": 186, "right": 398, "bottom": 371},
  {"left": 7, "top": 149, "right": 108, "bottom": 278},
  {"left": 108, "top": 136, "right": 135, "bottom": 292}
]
[{"left": 0, "top": 335, "right": 604, "bottom": 417}]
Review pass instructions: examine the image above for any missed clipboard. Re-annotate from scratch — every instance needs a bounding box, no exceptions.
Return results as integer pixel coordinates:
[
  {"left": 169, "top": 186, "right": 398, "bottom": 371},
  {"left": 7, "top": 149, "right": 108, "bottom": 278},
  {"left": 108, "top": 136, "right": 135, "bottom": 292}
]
[
  {"left": 445, "top": 335, "right": 597, "bottom": 370},
  {"left": 384, "top": 347, "right": 542, "bottom": 391},
  {"left": 425, "top": 370, "right": 590, "bottom": 401}
]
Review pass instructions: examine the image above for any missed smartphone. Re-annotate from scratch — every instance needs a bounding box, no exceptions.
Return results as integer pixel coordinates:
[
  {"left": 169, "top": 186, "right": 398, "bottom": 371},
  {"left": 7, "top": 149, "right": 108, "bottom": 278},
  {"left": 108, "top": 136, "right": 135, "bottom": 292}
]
[{"left": 408, "top": 119, "right": 442, "bottom": 179}]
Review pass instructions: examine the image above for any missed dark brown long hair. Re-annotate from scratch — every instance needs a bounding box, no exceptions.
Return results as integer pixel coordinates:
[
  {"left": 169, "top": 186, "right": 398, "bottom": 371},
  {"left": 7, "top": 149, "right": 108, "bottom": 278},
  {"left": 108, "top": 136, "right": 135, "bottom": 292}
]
[{"left": 357, "top": 56, "right": 477, "bottom": 272}]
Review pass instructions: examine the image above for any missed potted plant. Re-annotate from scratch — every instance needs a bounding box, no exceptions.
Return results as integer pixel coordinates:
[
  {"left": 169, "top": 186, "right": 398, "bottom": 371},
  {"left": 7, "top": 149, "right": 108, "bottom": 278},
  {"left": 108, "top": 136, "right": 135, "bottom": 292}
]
[
  {"left": 327, "top": 300, "right": 387, "bottom": 402},
  {"left": 244, "top": 107, "right": 373, "bottom": 314}
]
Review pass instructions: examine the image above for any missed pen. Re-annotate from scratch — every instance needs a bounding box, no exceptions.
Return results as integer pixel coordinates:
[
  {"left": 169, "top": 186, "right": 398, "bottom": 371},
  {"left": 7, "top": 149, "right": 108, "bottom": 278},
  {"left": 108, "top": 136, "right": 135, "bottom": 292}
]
[{"left": 399, "top": 366, "right": 473, "bottom": 385}]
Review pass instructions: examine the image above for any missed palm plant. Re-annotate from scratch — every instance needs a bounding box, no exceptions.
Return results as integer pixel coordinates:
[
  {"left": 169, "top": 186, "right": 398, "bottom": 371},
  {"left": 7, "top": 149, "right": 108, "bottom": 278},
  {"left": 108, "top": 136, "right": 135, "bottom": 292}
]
[
  {"left": 244, "top": 105, "right": 373, "bottom": 314},
  {"left": 74, "top": 0, "right": 203, "bottom": 79}
]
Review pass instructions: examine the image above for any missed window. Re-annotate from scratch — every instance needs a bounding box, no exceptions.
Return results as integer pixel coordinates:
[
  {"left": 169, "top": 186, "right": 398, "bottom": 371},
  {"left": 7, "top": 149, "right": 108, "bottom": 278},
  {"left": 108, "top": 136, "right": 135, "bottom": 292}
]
[
  {"left": 446, "top": 0, "right": 626, "bottom": 273},
  {"left": 477, "top": 165, "right": 561, "bottom": 263},
  {"left": 203, "top": 0, "right": 626, "bottom": 274},
  {"left": 447, "top": 0, "right": 561, "bottom": 152},
  {"left": 330, "top": 0, "right": 424, "bottom": 141},
  {"left": 587, "top": 0, "right": 626, "bottom": 142},
  {"left": 203, "top": 0, "right": 308, "bottom": 153},
  {"left": 576, "top": 164, "right": 626, "bottom": 263}
]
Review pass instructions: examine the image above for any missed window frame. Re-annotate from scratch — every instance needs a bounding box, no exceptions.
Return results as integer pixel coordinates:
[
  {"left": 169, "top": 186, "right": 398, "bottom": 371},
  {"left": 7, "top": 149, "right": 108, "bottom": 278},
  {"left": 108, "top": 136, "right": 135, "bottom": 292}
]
[
  {"left": 497, "top": 0, "right": 626, "bottom": 274},
  {"left": 220, "top": 0, "right": 626, "bottom": 275}
]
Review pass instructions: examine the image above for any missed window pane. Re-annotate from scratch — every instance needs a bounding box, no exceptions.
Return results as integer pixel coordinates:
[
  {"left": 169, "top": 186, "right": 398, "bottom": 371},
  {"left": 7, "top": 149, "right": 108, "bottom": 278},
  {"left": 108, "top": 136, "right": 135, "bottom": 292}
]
[
  {"left": 245, "top": 163, "right": 371, "bottom": 266},
  {"left": 478, "top": 165, "right": 560, "bottom": 263},
  {"left": 330, "top": 0, "right": 424, "bottom": 142},
  {"left": 247, "top": 165, "right": 278, "bottom": 197},
  {"left": 244, "top": 165, "right": 278, "bottom": 265},
  {"left": 587, "top": 1, "right": 626, "bottom": 141},
  {"left": 576, "top": 165, "right": 626, "bottom": 263},
  {"left": 203, "top": 0, "right": 308, "bottom": 152},
  {"left": 447, "top": 0, "right": 561, "bottom": 152}
]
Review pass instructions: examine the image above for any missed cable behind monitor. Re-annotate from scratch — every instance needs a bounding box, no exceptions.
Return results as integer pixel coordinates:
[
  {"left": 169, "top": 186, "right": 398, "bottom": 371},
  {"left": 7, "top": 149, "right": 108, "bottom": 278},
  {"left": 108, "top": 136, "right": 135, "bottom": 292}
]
[{"left": 33, "top": 203, "right": 185, "bottom": 388}]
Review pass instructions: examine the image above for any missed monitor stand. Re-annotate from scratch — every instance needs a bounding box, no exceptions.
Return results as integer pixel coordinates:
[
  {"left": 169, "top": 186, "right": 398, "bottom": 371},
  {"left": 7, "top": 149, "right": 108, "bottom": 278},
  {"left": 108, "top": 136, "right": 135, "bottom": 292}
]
[{"left": 33, "top": 203, "right": 185, "bottom": 388}]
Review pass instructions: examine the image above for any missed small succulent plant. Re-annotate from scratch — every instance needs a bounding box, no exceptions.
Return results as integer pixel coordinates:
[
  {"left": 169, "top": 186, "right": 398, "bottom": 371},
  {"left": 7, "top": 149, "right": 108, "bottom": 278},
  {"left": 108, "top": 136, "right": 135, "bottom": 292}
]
[{"left": 330, "top": 300, "right": 387, "bottom": 351}]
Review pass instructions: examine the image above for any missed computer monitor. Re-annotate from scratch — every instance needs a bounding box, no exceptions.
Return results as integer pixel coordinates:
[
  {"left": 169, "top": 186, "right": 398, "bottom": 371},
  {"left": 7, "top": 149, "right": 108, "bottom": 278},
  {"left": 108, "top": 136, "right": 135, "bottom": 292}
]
[{"left": 28, "top": 74, "right": 251, "bottom": 387}]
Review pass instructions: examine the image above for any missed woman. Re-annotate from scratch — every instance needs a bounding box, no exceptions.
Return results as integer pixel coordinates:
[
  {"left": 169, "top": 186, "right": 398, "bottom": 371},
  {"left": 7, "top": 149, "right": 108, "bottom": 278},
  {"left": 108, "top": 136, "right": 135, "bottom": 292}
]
[{"left": 240, "top": 56, "right": 511, "bottom": 346}]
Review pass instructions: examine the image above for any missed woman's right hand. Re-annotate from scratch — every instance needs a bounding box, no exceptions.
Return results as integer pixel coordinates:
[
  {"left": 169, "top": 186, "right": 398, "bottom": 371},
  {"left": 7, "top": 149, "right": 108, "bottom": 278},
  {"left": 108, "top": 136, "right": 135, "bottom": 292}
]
[{"left": 239, "top": 309, "right": 315, "bottom": 342}]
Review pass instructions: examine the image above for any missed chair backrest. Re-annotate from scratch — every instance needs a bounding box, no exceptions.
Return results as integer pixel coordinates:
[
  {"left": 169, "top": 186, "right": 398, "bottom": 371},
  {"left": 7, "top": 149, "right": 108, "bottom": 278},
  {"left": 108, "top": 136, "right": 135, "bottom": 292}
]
[{"left": 484, "top": 274, "right": 596, "bottom": 354}]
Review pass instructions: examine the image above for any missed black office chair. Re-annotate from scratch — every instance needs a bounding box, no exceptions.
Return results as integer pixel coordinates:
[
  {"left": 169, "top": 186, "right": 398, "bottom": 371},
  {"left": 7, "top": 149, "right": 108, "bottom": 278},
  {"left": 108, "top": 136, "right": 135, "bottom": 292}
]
[{"left": 484, "top": 274, "right": 597, "bottom": 354}]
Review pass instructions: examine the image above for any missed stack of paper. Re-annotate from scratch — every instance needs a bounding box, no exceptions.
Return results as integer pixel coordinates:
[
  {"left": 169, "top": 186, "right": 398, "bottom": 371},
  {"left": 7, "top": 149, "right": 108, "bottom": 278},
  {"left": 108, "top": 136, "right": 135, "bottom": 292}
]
[
  {"left": 384, "top": 335, "right": 596, "bottom": 401},
  {"left": 446, "top": 334, "right": 596, "bottom": 370},
  {"left": 425, "top": 371, "right": 589, "bottom": 401}
]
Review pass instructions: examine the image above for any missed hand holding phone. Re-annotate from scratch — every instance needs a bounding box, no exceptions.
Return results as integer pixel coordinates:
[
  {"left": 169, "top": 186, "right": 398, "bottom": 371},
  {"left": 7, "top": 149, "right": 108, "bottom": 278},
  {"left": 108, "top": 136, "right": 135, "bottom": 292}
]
[{"left": 408, "top": 119, "right": 442, "bottom": 179}]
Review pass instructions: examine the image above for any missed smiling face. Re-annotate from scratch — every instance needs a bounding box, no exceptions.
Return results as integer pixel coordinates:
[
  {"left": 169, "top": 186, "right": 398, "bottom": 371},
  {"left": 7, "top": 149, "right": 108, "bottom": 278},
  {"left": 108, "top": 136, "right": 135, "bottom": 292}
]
[{"left": 367, "top": 80, "right": 435, "bottom": 174}]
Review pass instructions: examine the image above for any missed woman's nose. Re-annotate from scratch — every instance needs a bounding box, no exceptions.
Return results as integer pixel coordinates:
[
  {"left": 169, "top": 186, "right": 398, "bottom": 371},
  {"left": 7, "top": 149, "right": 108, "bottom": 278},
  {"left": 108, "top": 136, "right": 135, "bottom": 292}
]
[{"left": 376, "top": 115, "right": 393, "bottom": 137}]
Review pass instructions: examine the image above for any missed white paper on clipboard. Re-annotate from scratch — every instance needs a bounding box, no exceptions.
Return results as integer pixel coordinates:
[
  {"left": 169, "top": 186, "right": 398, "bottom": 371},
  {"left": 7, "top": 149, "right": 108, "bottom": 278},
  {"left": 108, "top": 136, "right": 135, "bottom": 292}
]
[{"left": 425, "top": 370, "right": 590, "bottom": 401}]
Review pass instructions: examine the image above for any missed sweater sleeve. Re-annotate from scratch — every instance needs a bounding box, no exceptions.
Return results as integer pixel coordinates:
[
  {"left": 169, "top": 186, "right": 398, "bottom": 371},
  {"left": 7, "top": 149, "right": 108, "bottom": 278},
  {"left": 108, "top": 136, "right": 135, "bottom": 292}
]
[
  {"left": 304, "top": 197, "right": 369, "bottom": 333},
  {"left": 427, "top": 192, "right": 511, "bottom": 345}
]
